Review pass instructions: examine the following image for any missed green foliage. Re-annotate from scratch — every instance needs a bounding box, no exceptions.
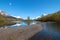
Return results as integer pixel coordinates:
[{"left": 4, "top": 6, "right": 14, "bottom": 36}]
[
  {"left": 37, "top": 11, "right": 60, "bottom": 23},
  {"left": 0, "top": 15, "right": 16, "bottom": 27},
  {"left": 27, "top": 16, "right": 30, "bottom": 25},
  {"left": 9, "top": 36, "right": 14, "bottom": 40}
]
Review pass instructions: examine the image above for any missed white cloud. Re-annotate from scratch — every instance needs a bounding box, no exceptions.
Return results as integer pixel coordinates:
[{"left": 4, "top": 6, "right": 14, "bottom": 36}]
[
  {"left": 36, "top": 16, "right": 41, "bottom": 19},
  {"left": 13, "top": 16, "right": 21, "bottom": 18},
  {"left": 43, "top": 14, "right": 48, "bottom": 16},
  {"left": 15, "top": 16, "right": 21, "bottom": 18},
  {"left": 0, "top": 10, "right": 2, "bottom": 12}
]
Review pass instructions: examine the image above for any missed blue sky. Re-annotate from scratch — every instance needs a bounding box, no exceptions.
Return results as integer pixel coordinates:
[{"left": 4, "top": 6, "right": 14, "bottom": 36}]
[{"left": 0, "top": 0, "right": 60, "bottom": 19}]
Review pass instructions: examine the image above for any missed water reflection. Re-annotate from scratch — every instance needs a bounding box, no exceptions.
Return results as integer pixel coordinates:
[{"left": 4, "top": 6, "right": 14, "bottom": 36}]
[
  {"left": 45, "top": 22, "right": 60, "bottom": 33},
  {"left": 29, "top": 22, "right": 60, "bottom": 40},
  {"left": 8, "top": 22, "right": 27, "bottom": 28},
  {"left": 0, "top": 21, "right": 37, "bottom": 29}
]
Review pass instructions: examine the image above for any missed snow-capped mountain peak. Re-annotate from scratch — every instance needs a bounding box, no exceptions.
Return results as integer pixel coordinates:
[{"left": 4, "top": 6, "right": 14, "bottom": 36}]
[{"left": 0, "top": 10, "right": 10, "bottom": 16}]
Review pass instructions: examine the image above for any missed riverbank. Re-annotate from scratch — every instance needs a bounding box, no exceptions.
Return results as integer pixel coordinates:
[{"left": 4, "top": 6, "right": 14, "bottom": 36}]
[
  {"left": 0, "top": 24, "right": 42, "bottom": 40},
  {"left": 0, "top": 21, "right": 16, "bottom": 27}
]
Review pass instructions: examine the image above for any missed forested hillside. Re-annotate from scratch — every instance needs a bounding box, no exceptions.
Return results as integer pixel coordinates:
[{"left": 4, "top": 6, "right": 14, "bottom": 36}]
[
  {"left": 36, "top": 11, "right": 60, "bottom": 23},
  {"left": 0, "top": 10, "right": 22, "bottom": 27}
]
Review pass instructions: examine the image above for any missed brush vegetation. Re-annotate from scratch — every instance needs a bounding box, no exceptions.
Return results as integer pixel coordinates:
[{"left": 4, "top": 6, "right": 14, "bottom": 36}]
[
  {"left": 36, "top": 11, "right": 60, "bottom": 23},
  {"left": 0, "top": 15, "right": 16, "bottom": 27}
]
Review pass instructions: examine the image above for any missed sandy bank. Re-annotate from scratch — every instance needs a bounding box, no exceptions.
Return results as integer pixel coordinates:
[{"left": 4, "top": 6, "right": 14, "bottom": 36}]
[{"left": 0, "top": 24, "right": 42, "bottom": 40}]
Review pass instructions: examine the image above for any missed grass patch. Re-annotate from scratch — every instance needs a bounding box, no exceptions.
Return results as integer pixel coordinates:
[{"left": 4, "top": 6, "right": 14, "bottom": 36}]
[{"left": 9, "top": 36, "right": 14, "bottom": 40}]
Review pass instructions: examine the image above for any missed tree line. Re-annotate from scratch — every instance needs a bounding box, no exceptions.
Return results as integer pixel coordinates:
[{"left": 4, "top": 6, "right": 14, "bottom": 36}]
[{"left": 36, "top": 11, "right": 60, "bottom": 23}]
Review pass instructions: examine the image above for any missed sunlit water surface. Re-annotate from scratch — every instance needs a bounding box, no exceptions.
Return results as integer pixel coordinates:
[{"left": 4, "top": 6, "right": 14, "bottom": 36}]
[{"left": 29, "top": 22, "right": 60, "bottom": 40}]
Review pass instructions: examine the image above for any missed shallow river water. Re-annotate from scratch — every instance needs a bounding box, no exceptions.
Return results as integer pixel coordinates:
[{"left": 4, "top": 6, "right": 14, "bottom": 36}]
[{"left": 29, "top": 22, "right": 60, "bottom": 40}]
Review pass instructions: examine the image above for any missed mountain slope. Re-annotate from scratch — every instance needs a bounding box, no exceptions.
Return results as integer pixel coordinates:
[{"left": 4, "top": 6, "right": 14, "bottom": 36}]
[
  {"left": 0, "top": 10, "right": 22, "bottom": 27},
  {"left": 36, "top": 11, "right": 60, "bottom": 23}
]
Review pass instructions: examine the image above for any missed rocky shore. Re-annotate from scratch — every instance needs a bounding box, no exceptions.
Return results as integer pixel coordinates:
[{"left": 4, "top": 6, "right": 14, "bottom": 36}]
[{"left": 0, "top": 24, "right": 42, "bottom": 40}]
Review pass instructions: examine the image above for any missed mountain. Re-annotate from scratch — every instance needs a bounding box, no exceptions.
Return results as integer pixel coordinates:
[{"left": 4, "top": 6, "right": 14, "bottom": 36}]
[
  {"left": 0, "top": 10, "right": 10, "bottom": 16},
  {"left": 0, "top": 10, "right": 23, "bottom": 21},
  {"left": 0, "top": 10, "right": 23, "bottom": 26}
]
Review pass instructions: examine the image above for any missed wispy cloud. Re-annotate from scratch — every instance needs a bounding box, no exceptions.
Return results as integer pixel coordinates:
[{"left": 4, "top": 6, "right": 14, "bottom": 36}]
[
  {"left": 36, "top": 16, "right": 41, "bottom": 19},
  {"left": 43, "top": 14, "right": 48, "bottom": 16},
  {"left": 14, "top": 16, "right": 21, "bottom": 18},
  {"left": 12, "top": 15, "right": 21, "bottom": 18}
]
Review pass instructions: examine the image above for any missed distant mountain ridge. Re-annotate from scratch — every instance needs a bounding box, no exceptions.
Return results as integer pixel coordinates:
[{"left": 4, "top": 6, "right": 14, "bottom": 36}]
[
  {"left": 0, "top": 10, "right": 23, "bottom": 21},
  {"left": 0, "top": 10, "right": 23, "bottom": 26},
  {"left": 0, "top": 10, "right": 10, "bottom": 16}
]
